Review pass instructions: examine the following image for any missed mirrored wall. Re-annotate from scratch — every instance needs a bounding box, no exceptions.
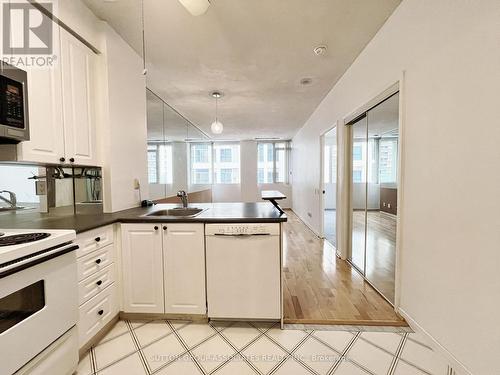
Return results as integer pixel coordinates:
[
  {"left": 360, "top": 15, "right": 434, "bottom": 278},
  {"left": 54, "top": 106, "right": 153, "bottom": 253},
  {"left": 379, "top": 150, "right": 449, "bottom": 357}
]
[
  {"left": 146, "top": 89, "right": 211, "bottom": 202},
  {"left": 348, "top": 92, "right": 399, "bottom": 304}
]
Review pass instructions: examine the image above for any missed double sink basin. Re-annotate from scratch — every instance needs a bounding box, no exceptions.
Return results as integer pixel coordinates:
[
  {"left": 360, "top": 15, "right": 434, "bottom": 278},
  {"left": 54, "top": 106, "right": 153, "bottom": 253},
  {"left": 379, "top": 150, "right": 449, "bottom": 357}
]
[{"left": 144, "top": 207, "right": 206, "bottom": 218}]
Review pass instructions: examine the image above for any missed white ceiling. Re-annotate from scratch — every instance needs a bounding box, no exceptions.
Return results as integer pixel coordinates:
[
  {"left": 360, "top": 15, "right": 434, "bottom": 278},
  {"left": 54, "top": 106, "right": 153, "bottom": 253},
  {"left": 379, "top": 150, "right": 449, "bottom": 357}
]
[{"left": 83, "top": 0, "right": 401, "bottom": 140}]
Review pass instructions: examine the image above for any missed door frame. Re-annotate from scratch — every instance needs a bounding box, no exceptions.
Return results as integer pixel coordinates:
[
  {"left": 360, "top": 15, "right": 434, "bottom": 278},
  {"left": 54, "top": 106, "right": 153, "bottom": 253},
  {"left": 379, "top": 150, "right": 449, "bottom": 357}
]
[
  {"left": 319, "top": 122, "right": 339, "bottom": 253},
  {"left": 342, "top": 79, "right": 405, "bottom": 309}
]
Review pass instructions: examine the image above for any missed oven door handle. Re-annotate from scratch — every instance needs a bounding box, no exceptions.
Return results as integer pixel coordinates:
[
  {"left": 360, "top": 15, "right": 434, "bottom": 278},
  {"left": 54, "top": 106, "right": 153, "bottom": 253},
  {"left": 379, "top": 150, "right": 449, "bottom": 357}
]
[{"left": 0, "top": 242, "right": 79, "bottom": 279}]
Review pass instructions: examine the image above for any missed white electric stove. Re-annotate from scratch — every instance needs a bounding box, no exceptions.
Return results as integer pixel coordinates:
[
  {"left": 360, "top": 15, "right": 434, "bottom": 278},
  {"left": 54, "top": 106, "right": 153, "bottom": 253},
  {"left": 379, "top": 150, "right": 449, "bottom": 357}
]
[{"left": 0, "top": 228, "right": 79, "bottom": 375}]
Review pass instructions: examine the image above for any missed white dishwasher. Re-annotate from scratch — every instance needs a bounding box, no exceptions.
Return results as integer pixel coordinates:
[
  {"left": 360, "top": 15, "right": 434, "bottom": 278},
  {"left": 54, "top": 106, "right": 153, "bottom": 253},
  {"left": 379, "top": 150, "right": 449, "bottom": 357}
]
[{"left": 205, "top": 223, "right": 281, "bottom": 320}]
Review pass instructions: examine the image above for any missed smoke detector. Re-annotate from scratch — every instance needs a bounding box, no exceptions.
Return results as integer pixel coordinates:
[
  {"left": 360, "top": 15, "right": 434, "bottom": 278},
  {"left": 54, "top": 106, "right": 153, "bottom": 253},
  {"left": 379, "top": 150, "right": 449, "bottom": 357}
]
[{"left": 313, "top": 45, "right": 328, "bottom": 56}]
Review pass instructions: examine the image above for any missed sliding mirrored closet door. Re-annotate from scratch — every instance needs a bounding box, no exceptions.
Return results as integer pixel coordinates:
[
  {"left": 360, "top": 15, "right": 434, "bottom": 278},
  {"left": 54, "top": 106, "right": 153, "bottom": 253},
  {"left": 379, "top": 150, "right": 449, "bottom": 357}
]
[{"left": 348, "top": 92, "right": 399, "bottom": 304}]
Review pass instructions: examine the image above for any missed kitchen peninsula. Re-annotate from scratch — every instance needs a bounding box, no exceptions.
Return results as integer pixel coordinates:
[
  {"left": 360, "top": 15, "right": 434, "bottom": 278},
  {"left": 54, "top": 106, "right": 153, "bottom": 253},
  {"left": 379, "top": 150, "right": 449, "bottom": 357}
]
[{"left": 0, "top": 202, "right": 287, "bottom": 353}]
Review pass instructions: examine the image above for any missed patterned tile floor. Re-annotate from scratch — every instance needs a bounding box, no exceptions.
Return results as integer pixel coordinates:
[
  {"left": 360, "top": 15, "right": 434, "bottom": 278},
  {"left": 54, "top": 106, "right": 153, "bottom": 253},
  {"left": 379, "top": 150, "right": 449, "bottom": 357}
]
[{"left": 76, "top": 320, "right": 449, "bottom": 375}]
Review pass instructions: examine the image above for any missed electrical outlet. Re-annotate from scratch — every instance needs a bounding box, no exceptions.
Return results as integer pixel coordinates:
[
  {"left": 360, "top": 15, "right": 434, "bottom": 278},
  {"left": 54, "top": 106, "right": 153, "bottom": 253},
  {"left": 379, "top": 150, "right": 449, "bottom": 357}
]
[
  {"left": 133, "top": 178, "right": 140, "bottom": 190},
  {"left": 35, "top": 180, "right": 46, "bottom": 195}
]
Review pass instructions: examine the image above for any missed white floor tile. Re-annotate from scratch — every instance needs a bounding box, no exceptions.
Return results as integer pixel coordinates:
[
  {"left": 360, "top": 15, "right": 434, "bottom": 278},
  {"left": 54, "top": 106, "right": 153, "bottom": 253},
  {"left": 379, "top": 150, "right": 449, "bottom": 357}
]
[
  {"left": 142, "top": 332, "right": 185, "bottom": 372},
  {"left": 294, "top": 336, "right": 340, "bottom": 375},
  {"left": 176, "top": 322, "right": 218, "bottom": 348},
  {"left": 313, "top": 330, "right": 354, "bottom": 353},
  {"left": 266, "top": 327, "right": 308, "bottom": 351},
  {"left": 360, "top": 332, "right": 402, "bottom": 354},
  {"left": 130, "top": 319, "right": 152, "bottom": 330},
  {"left": 169, "top": 320, "right": 193, "bottom": 331},
  {"left": 99, "top": 320, "right": 129, "bottom": 344},
  {"left": 191, "top": 334, "right": 236, "bottom": 373},
  {"left": 407, "top": 331, "right": 433, "bottom": 348},
  {"left": 94, "top": 332, "right": 136, "bottom": 370},
  {"left": 251, "top": 321, "right": 277, "bottom": 331},
  {"left": 346, "top": 338, "right": 394, "bottom": 375},
  {"left": 75, "top": 352, "right": 93, "bottom": 375},
  {"left": 333, "top": 360, "right": 370, "bottom": 374},
  {"left": 241, "top": 335, "right": 288, "bottom": 374},
  {"left": 394, "top": 360, "right": 429, "bottom": 375},
  {"left": 134, "top": 320, "right": 172, "bottom": 347},
  {"left": 220, "top": 322, "right": 262, "bottom": 349},
  {"left": 213, "top": 354, "right": 258, "bottom": 375},
  {"left": 400, "top": 340, "right": 448, "bottom": 375},
  {"left": 155, "top": 353, "right": 202, "bottom": 375},
  {"left": 97, "top": 353, "right": 146, "bottom": 375},
  {"left": 273, "top": 357, "right": 315, "bottom": 375}
]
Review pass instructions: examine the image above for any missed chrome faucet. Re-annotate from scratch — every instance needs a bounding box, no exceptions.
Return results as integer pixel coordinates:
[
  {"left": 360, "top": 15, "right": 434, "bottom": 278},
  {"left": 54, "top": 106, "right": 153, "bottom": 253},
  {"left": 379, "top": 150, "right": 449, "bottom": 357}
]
[
  {"left": 176, "top": 190, "right": 188, "bottom": 208},
  {"left": 0, "top": 190, "right": 17, "bottom": 208}
]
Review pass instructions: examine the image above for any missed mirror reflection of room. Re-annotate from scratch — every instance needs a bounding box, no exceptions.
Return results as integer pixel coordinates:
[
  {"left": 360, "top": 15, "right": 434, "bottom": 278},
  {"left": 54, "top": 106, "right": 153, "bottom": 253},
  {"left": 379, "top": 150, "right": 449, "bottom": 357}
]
[{"left": 349, "top": 92, "right": 399, "bottom": 304}]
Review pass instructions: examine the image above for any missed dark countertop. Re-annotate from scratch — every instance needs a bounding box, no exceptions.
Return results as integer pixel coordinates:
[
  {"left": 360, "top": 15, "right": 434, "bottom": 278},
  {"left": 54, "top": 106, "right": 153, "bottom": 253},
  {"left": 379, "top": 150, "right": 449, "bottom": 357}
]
[{"left": 0, "top": 202, "right": 287, "bottom": 234}]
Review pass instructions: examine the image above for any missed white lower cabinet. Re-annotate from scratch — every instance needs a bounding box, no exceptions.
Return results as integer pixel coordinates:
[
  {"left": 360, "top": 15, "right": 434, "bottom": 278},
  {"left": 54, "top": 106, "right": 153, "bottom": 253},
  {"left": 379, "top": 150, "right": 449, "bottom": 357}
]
[
  {"left": 120, "top": 223, "right": 206, "bottom": 315},
  {"left": 164, "top": 223, "right": 206, "bottom": 314},
  {"left": 121, "top": 224, "right": 164, "bottom": 313}
]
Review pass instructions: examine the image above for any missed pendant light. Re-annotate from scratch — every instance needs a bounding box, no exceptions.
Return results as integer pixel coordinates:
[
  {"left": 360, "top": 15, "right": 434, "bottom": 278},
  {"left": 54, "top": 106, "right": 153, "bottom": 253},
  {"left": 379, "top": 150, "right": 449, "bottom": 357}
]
[
  {"left": 178, "top": 0, "right": 210, "bottom": 16},
  {"left": 211, "top": 91, "right": 224, "bottom": 135}
]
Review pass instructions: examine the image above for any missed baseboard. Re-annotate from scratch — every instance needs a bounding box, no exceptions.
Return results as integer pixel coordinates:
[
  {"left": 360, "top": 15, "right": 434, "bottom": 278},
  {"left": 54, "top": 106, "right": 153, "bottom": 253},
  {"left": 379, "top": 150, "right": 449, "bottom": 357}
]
[{"left": 397, "top": 308, "right": 472, "bottom": 375}]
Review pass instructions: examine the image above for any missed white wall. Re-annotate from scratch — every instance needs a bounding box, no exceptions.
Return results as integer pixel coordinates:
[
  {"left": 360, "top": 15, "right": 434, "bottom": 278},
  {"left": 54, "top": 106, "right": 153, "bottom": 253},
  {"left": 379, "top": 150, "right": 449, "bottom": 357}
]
[
  {"left": 98, "top": 23, "right": 149, "bottom": 212},
  {"left": 291, "top": 1, "right": 500, "bottom": 374}
]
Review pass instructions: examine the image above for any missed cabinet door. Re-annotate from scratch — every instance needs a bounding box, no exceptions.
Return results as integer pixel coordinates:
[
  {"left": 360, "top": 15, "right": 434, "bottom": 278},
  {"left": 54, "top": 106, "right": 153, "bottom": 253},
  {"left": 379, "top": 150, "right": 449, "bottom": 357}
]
[
  {"left": 163, "top": 224, "right": 206, "bottom": 314},
  {"left": 17, "top": 23, "right": 65, "bottom": 164},
  {"left": 121, "top": 224, "right": 164, "bottom": 313},
  {"left": 60, "top": 29, "right": 98, "bottom": 166}
]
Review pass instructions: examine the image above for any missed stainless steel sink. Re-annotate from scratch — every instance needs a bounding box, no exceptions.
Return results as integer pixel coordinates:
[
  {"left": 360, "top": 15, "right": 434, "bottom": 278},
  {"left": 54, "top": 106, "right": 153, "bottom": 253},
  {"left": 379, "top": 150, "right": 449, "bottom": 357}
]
[{"left": 146, "top": 208, "right": 205, "bottom": 217}]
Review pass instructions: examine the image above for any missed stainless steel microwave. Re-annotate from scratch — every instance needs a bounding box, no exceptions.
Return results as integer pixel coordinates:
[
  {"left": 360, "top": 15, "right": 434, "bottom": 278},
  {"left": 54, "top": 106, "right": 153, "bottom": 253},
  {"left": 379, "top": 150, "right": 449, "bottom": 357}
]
[{"left": 0, "top": 61, "right": 29, "bottom": 143}]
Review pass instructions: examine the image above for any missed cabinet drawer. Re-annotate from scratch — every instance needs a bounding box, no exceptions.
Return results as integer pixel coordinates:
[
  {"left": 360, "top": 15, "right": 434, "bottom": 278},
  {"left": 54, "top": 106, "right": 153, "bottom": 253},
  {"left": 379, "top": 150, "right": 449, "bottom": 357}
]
[
  {"left": 77, "top": 244, "right": 114, "bottom": 281},
  {"left": 76, "top": 225, "right": 114, "bottom": 258},
  {"left": 78, "top": 284, "right": 117, "bottom": 348},
  {"left": 78, "top": 264, "right": 115, "bottom": 306}
]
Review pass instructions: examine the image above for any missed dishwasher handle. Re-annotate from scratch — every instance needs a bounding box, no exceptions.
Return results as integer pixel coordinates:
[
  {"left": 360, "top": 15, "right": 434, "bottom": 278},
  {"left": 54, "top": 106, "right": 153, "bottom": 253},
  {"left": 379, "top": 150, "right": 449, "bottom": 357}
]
[{"left": 213, "top": 233, "right": 272, "bottom": 237}]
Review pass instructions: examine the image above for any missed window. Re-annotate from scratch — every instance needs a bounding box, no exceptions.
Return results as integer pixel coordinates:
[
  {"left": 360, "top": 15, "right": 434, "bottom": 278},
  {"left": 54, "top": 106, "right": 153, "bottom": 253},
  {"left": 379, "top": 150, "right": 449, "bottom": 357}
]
[
  {"left": 257, "top": 142, "right": 291, "bottom": 184},
  {"left": 353, "top": 170, "right": 363, "bottom": 183},
  {"left": 379, "top": 138, "right": 398, "bottom": 183},
  {"left": 190, "top": 143, "right": 240, "bottom": 184},
  {"left": 213, "top": 143, "right": 240, "bottom": 184},
  {"left": 324, "top": 142, "right": 337, "bottom": 184},
  {"left": 353, "top": 145, "right": 362, "bottom": 161},
  {"left": 148, "top": 143, "right": 173, "bottom": 184},
  {"left": 190, "top": 143, "right": 212, "bottom": 184}
]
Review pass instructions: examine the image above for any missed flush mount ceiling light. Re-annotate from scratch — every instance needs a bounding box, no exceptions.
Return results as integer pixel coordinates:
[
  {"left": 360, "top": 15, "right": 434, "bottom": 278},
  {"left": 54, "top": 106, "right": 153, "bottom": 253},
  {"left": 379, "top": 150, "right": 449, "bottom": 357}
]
[
  {"left": 210, "top": 91, "right": 224, "bottom": 135},
  {"left": 178, "top": 0, "right": 210, "bottom": 16},
  {"left": 313, "top": 45, "right": 328, "bottom": 56}
]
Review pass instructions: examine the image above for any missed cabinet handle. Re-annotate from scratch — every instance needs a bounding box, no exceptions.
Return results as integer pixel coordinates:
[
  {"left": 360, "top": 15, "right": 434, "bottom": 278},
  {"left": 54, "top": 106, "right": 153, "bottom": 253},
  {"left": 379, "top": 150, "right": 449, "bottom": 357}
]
[
  {"left": 95, "top": 237, "right": 101, "bottom": 242},
  {"left": 98, "top": 309, "right": 104, "bottom": 316},
  {"left": 59, "top": 157, "right": 65, "bottom": 163},
  {"left": 154, "top": 226, "right": 159, "bottom": 231},
  {"left": 69, "top": 157, "right": 75, "bottom": 163},
  {"left": 163, "top": 226, "right": 167, "bottom": 231},
  {"left": 95, "top": 258, "right": 102, "bottom": 264},
  {"left": 96, "top": 280, "right": 103, "bottom": 286}
]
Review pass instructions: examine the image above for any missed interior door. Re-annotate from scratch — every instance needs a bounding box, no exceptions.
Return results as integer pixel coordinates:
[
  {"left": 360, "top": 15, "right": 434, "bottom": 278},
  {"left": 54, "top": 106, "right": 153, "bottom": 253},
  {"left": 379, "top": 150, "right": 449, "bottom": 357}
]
[
  {"left": 349, "top": 116, "right": 368, "bottom": 273},
  {"left": 365, "top": 93, "right": 399, "bottom": 304}
]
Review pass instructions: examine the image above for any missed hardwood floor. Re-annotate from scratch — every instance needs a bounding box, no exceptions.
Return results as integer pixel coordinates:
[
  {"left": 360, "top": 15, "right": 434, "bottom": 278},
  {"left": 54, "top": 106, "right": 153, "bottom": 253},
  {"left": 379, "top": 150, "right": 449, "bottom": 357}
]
[{"left": 282, "top": 210, "right": 406, "bottom": 326}]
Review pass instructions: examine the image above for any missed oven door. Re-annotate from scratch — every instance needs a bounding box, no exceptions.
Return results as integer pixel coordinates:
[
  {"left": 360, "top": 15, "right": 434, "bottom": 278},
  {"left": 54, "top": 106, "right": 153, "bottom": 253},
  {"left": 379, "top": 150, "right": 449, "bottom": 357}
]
[{"left": 0, "top": 248, "right": 78, "bottom": 375}]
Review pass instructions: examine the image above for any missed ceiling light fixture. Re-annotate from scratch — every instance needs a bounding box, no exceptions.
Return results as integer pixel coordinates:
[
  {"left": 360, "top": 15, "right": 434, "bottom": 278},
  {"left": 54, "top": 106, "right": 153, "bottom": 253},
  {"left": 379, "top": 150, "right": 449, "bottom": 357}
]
[
  {"left": 210, "top": 91, "right": 223, "bottom": 135},
  {"left": 313, "top": 45, "right": 328, "bottom": 56},
  {"left": 178, "top": 0, "right": 210, "bottom": 16}
]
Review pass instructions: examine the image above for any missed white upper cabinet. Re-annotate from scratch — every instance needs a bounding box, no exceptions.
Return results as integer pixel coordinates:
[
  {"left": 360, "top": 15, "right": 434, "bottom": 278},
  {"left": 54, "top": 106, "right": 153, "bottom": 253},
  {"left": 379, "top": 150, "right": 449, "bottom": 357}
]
[
  {"left": 121, "top": 224, "right": 165, "bottom": 314},
  {"left": 163, "top": 223, "right": 206, "bottom": 315},
  {"left": 17, "top": 16, "right": 65, "bottom": 164},
  {"left": 60, "top": 29, "right": 98, "bottom": 166},
  {"left": 18, "top": 25, "right": 99, "bottom": 166}
]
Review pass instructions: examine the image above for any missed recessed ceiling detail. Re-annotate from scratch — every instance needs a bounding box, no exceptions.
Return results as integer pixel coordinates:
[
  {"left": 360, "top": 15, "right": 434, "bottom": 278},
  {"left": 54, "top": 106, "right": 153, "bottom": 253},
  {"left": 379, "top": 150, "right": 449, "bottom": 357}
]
[{"left": 83, "top": 0, "right": 402, "bottom": 140}]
